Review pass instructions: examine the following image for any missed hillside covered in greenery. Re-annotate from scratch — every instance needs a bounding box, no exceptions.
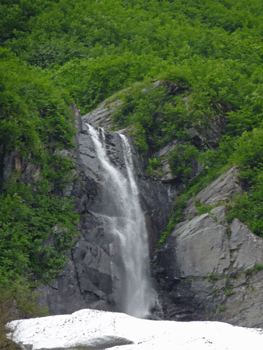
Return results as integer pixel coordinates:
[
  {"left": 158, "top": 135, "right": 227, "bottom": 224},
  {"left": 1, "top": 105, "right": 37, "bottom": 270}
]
[{"left": 1, "top": 0, "right": 263, "bottom": 344}]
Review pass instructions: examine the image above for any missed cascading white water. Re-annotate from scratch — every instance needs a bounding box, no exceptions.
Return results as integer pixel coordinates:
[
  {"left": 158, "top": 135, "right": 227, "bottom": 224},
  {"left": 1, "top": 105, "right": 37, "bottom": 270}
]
[{"left": 87, "top": 123, "right": 154, "bottom": 318}]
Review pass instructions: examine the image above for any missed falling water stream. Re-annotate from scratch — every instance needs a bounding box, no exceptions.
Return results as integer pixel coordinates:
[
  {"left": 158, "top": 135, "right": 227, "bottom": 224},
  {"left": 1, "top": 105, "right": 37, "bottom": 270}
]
[{"left": 87, "top": 124, "right": 154, "bottom": 318}]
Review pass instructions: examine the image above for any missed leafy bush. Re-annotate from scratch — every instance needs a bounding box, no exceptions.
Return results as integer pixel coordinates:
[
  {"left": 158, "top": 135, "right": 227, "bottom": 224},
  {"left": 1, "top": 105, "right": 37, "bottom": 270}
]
[
  {"left": 0, "top": 278, "right": 48, "bottom": 349},
  {"left": 157, "top": 194, "right": 188, "bottom": 247},
  {"left": 194, "top": 199, "right": 214, "bottom": 215},
  {"left": 169, "top": 144, "right": 199, "bottom": 182},
  {"left": 0, "top": 181, "right": 78, "bottom": 282},
  {"left": 146, "top": 157, "right": 162, "bottom": 173},
  {"left": 112, "top": 82, "right": 192, "bottom": 154},
  {"left": 233, "top": 128, "right": 263, "bottom": 184},
  {"left": 0, "top": 49, "right": 74, "bottom": 160},
  {"left": 225, "top": 128, "right": 263, "bottom": 236},
  {"left": 0, "top": 49, "right": 78, "bottom": 286}
]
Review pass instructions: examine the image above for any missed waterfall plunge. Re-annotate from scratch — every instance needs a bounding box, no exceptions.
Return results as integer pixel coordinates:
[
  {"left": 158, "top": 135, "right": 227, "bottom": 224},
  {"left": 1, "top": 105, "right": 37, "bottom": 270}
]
[{"left": 87, "top": 124, "right": 154, "bottom": 318}]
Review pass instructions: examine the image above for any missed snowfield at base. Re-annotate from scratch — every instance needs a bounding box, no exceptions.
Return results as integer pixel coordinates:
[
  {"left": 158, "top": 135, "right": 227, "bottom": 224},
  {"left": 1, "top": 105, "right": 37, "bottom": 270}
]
[{"left": 6, "top": 309, "right": 263, "bottom": 350}]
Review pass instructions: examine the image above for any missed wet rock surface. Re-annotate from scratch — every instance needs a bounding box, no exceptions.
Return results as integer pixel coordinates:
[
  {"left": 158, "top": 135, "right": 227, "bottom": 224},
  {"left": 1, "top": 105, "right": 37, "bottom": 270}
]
[{"left": 35, "top": 105, "right": 173, "bottom": 315}]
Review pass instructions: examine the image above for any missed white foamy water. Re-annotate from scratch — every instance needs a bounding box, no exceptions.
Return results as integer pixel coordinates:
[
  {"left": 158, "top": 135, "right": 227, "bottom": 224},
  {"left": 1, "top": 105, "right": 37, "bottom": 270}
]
[{"left": 87, "top": 124, "right": 154, "bottom": 318}]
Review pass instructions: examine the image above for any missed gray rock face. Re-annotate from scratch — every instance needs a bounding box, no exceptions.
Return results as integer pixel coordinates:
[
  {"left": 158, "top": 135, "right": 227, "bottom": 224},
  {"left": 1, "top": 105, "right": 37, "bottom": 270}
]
[
  {"left": 184, "top": 167, "right": 241, "bottom": 219},
  {"left": 171, "top": 214, "right": 230, "bottom": 278},
  {"left": 230, "top": 218, "right": 263, "bottom": 271},
  {"left": 197, "top": 167, "right": 241, "bottom": 205},
  {"left": 82, "top": 100, "right": 122, "bottom": 128},
  {"left": 186, "top": 114, "right": 227, "bottom": 150},
  {"left": 156, "top": 167, "right": 263, "bottom": 327},
  {"left": 35, "top": 105, "right": 173, "bottom": 315}
]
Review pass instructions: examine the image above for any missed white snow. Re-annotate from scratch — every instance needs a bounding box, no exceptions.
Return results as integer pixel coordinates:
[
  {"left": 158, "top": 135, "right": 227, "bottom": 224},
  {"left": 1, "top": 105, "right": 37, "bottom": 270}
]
[{"left": 6, "top": 308, "right": 263, "bottom": 350}]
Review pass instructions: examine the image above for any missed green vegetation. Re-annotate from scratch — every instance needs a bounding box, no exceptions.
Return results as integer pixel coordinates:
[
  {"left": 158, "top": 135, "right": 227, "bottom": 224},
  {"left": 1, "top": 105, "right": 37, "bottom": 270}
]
[
  {"left": 218, "top": 305, "right": 227, "bottom": 312},
  {"left": 194, "top": 200, "right": 215, "bottom": 216},
  {"left": 207, "top": 274, "right": 221, "bottom": 283},
  {"left": 169, "top": 144, "right": 199, "bottom": 182},
  {"left": 0, "top": 181, "right": 78, "bottom": 284},
  {"left": 112, "top": 83, "right": 191, "bottom": 153},
  {"left": 0, "top": 279, "right": 48, "bottom": 349},
  {"left": 225, "top": 286, "right": 235, "bottom": 297},
  {"left": 2, "top": 0, "right": 263, "bottom": 337},
  {"left": 245, "top": 264, "right": 263, "bottom": 276},
  {"left": 209, "top": 289, "right": 220, "bottom": 297},
  {"left": 157, "top": 194, "right": 188, "bottom": 247},
  {"left": 146, "top": 157, "right": 163, "bottom": 178},
  {"left": 0, "top": 47, "right": 79, "bottom": 285}
]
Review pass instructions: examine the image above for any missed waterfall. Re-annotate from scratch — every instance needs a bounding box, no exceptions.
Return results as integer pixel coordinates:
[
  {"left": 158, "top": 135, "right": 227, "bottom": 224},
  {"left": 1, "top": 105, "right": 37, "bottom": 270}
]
[{"left": 87, "top": 124, "right": 154, "bottom": 318}]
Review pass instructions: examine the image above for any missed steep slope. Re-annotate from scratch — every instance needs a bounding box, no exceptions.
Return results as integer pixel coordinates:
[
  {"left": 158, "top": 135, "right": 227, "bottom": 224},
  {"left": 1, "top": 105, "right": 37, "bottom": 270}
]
[{"left": 156, "top": 167, "right": 263, "bottom": 327}]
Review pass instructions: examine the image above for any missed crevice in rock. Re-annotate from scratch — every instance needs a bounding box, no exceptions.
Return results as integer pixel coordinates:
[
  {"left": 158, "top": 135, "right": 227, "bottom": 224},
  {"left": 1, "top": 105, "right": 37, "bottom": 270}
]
[{"left": 71, "top": 247, "right": 82, "bottom": 296}]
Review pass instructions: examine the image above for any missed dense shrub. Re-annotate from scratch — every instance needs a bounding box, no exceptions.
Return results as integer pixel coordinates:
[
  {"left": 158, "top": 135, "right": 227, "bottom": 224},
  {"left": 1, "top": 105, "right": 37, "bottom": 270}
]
[
  {"left": 169, "top": 144, "right": 199, "bottom": 182},
  {"left": 112, "top": 83, "right": 192, "bottom": 153},
  {"left": 0, "top": 48, "right": 78, "bottom": 290},
  {"left": 0, "top": 278, "right": 48, "bottom": 349},
  {"left": 0, "top": 181, "right": 78, "bottom": 283}
]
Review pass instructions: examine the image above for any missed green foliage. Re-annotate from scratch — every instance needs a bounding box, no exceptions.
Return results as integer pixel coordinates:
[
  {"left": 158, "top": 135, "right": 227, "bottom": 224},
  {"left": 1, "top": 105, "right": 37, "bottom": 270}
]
[
  {"left": 233, "top": 128, "right": 263, "bottom": 183},
  {"left": 48, "top": 53, "right": 164, "bottom": 114},
  {"left": 225, "top": 286, "right": 235, "bottom": 296},
  {"left": 203, "top": 274, "right": 220, "bottom": 283},
  {"left": 0, "top": 0, "right": 43, "bottom": 44},
  {"left": 157, "top": 194, "right": 188, "bottom": 247},
  {"left": 208, "top": 274, "right": 220, "bottom": 283},
  {"left": 169, "top": 144, "right": 199, "bottom": 182},
  {"left": 0, "top": 181, "right": 79, "bottom": 282},
  {"left": 146, "top": 157, "right": 162, "bottom": 177},
  {"left": 0, "top": 49, "right": 74, "bottom": 159},
  {"left": 225, "top": 129, "right": 263, "bottom": 236},
  {"left": 0, "top": 48, "right": 78, "bottom": 287},
  {"left": 112, "top": 82, "right": 192, "bottom": 154},
  {"left": 245, "top": 264, "right": 263, "bottom": 276},
  {"left": 194, "top": 199, "right": 214, "bottom": 216},
  {"left": 218, "top": 305, "right": 226, "bottom": 312},
  {"left": 0, "top": 277, "right": 48, "bottom": 349}
]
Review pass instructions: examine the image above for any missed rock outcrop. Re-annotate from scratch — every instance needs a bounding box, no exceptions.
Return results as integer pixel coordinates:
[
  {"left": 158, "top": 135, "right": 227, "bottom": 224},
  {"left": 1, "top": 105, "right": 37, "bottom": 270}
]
[
  {"left": 156, "top": 167, "right": 263, "bottom": 327},
  {"left": 35, "top": 105, "right": 173, "bottom": 315},
  {"left": 6, "top": 309, "right": 263, "bottom": 350}
]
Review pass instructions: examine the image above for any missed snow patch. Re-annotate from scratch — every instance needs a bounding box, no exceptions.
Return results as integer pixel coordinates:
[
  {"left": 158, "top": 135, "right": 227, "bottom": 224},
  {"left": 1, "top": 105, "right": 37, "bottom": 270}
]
[{"left": 6, "top": 309, "right": 263, "bottom": 350}]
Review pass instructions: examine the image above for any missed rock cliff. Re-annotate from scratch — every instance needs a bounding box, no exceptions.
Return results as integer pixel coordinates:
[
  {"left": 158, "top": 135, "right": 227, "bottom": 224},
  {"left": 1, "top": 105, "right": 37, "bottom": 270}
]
[
  {"left": 35, "top": 104, "right": 174, "bottom": 315},
  {"left": 156, "top": 167, "right": 263, "bottom": 328}
]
